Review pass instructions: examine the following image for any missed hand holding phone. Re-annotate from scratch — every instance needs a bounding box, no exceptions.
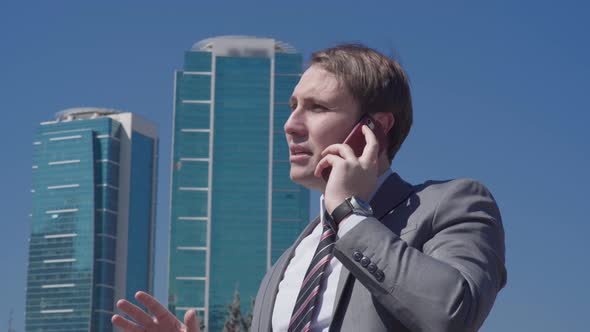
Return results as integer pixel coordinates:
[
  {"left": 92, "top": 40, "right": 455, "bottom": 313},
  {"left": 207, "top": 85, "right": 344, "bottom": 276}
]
[{"left": 321, "top": 115, "right": 388, "bottom": 181}]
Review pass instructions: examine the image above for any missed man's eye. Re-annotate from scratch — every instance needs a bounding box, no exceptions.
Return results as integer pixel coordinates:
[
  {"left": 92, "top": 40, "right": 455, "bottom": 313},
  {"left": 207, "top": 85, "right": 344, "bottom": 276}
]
[
  {"left": 289, "top": 103, "right": 297, "bottom": 111},
  {"left": 311, "top": 104, "right": 327, "bottom": 112}
]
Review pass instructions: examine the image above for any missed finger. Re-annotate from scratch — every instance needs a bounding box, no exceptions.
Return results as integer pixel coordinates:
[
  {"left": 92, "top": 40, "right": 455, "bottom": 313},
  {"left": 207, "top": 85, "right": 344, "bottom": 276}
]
[
  {"left": 314, "top": 154, "right": 343, "bottom": 178},
  {"left": 360, "top": 125, "right": 379, "bottom": 164},
  {"left": 184, "top": 309, "right": 201, "bottom": 332},
  {"left": 135, "top": 291, "right": 174, "bottom": 323},
  {"left": 321, "top": 143, "right": 356, "bottom": 160},
  {"left": 116, "top": 299, "right": 154, "bottom": 328},
  {"left": 111, "top": 314, "right": 145, "bottom": 332}
]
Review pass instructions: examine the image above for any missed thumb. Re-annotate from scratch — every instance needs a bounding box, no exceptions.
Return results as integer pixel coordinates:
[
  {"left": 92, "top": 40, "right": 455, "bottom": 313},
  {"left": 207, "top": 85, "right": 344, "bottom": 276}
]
[{"left": 184, "top": 309, "right": 200, "bottom": 332}]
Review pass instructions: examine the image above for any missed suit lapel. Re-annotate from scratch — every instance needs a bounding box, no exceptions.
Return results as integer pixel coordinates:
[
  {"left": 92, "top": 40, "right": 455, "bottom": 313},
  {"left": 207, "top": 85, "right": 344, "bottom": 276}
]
[
  {"left": 260, "top": 215, "right": 321, "bottom": 330},
  {"left": 371, "top": 172, "right": 414, "bottom": 220},
  {"left": 330, "top": 172, "right": 414, "bottom": 322}
]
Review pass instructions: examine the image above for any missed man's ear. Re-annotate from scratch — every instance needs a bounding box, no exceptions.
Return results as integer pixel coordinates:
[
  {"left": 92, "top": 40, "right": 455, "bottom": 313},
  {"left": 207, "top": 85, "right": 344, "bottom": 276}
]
[{"left": 372, "top": 112, "right": 394, "bottom": 134}]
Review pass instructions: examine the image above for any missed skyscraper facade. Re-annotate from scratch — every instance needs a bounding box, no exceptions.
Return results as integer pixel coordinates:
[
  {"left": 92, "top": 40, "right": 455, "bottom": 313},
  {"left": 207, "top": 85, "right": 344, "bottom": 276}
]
[
  {"left": 25, "top": 108, "right": 158, "bottom": 332},
  {"left": 168, "top": 36, "right": 309, "bottom": 330}
]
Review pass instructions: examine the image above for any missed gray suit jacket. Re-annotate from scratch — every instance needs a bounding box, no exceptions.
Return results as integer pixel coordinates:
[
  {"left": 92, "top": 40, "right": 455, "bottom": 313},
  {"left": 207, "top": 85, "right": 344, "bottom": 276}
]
[{"left": 252, "top": 173, "right": 507, "bottom": 332}]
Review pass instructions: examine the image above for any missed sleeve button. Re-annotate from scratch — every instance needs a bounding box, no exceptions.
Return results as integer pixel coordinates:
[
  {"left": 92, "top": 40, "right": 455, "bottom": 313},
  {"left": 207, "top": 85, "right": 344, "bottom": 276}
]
[
  {"left": 352, "top": 251, "right": 363, "bottom": 262},
  {"left": 374, "top": 270, "right": 385, "bottom": 282},
  {"left": 367, "top": 263, "right": 377, "bottom": 274},
  {"left": 360, "top": 256, "right": 371, "bottom": 267}
]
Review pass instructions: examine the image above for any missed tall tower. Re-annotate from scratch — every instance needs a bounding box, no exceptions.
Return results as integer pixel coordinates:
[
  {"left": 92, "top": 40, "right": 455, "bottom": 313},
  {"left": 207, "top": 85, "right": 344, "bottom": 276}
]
[
  {"left": 168, "top": 36, "right": 309, "bottom": 330},
  {"left": 25, "top": 108, "right": 158, "bottom": 332}
]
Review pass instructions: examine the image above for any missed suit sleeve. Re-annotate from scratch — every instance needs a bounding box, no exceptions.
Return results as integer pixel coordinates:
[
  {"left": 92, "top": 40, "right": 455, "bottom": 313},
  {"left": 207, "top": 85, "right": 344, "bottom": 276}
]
[{"left": 333, "top": 179, "right": 507, "bottom": 332}]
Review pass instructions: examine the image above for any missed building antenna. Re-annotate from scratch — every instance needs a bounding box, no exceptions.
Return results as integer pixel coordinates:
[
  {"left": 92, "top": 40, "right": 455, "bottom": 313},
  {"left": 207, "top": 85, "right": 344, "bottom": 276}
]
[{"left": 7, "top": 309, "right": 15, "bottom": 332}]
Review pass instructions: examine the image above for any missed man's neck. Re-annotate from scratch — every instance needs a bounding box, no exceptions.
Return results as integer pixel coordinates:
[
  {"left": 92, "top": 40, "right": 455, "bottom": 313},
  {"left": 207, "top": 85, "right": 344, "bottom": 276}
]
[{"left": 377, "top": 156, "right": 392, "bottom": 176}]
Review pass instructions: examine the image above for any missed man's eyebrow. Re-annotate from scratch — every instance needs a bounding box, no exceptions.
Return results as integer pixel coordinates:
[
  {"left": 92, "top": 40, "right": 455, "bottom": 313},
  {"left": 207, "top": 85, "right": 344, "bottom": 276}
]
[
  {"left": 291, "top": 96, "right": 329, "bottom": 104},
  {"left": 289, "top": 96, "right": 335, "bottom": 110}
]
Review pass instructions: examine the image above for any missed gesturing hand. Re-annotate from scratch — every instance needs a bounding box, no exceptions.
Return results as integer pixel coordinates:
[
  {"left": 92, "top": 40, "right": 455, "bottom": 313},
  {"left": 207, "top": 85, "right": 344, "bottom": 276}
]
[{"left": 112, "top": 291, "right": 200, "bottom": 332}]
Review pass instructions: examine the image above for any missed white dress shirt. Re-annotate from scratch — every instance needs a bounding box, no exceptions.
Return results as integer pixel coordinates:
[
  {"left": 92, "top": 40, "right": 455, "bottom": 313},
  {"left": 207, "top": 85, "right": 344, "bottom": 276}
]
[{"left": 272, "top": 168, "right": 393, "bottom": 331}]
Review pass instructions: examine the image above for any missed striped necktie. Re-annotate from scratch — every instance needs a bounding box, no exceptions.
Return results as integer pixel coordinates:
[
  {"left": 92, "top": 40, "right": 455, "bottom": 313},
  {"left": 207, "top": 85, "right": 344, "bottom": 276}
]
[{"left": 288, "top": 212, "right": 337, "bottom": 332}]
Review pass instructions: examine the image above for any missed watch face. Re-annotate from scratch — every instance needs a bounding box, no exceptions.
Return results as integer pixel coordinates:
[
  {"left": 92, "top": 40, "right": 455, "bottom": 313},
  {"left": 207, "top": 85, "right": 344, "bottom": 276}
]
[{"left": 350, "top": 196, "right": 373, "bottom": 214}]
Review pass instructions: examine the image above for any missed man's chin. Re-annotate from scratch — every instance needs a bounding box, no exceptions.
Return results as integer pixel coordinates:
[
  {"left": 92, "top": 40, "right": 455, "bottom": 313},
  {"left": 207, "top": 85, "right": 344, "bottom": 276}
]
[{"left": 290, "top": 171, "right": 322, "bottom": 190}]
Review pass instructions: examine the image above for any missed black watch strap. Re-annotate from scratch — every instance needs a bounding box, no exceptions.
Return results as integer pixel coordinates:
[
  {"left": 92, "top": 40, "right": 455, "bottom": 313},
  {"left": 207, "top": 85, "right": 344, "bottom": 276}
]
[
  {"left": 330, "top": 196, "right": 374, "bottom": 225},
  {"left": 331, "top": 199, "right": 354, "bottom": 225}
]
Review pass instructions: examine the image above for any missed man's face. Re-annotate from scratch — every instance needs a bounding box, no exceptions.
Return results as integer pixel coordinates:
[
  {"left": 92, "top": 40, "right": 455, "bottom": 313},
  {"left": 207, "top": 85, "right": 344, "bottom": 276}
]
[{"left": 284, "top": 66, "right": 361, "bottom": 191}]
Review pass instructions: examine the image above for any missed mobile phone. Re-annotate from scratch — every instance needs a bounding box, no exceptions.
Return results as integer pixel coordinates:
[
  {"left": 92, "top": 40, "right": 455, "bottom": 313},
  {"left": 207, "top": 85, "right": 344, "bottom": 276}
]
[{"left": 321, "top": 114, "right": 388, "bottom": 181}]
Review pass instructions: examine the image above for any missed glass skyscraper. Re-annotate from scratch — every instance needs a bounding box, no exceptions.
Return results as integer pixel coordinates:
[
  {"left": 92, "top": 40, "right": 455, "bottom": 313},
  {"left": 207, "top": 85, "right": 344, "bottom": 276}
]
[
  {"left": 25, "top": 108, "right": 158, "bottom": 332},
  {"left": 168, "top": 36, "right": 309, "bottom": 331}
]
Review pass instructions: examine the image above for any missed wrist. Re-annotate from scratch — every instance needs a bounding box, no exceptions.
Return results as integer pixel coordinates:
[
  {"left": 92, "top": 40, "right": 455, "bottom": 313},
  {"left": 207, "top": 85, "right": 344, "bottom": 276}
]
[
  {"left": 325, "top": 193, "right": 370, "bottom": 215},
  {"left": 330, "top": 196, "right": 373, "bottom": 226},
  {"left": 325, "top": 196, "right": 347, "bottom": 215}
]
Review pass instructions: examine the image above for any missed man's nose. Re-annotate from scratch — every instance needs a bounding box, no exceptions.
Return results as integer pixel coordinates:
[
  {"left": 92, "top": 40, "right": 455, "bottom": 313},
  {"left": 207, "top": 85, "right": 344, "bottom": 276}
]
[{"left": 284, "top": 110, "right": 306, "bottom": 138}]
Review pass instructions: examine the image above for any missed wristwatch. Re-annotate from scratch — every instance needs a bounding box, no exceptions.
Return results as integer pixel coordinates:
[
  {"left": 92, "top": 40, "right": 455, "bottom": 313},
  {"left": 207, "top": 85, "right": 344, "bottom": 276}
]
[{"left": 330, "top": 196, "right": 374, "bottom": 225}]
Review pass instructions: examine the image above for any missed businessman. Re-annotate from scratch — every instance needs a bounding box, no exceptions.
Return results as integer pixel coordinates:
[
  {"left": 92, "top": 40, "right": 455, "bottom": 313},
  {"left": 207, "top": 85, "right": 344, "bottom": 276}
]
[{"left": 113, "top": 44, "right": 506, "bottom": 332}]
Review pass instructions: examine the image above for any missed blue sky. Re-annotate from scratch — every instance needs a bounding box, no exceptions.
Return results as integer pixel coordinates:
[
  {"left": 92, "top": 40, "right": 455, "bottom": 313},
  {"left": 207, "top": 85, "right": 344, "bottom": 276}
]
[{"left": 1, "top": 1, "right": 588, "bottom": 331}]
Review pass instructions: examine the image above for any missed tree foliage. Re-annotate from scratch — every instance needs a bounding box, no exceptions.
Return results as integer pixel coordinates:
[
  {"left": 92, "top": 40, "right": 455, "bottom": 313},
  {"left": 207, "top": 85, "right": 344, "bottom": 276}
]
[{"left": 221, "top": 289, "right": 254, "bottom": 332}]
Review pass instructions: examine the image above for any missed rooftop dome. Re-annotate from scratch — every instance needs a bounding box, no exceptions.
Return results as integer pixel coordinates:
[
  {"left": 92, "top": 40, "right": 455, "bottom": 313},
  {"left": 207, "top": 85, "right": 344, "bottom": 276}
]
[
  {"left": 191, "top": 35, "right": 297, "bottom": 53},
  {"left": 55, "top": 107, "right": 121, "bottom": 122}
]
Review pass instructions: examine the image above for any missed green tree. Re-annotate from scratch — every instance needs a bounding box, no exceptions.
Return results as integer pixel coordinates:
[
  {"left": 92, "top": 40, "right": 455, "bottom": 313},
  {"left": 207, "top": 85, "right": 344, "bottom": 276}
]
[
  {"left": 222, "top": 289, "right": 242, "bottom": 332},
  {"left": 222, "top": 289, "right": 255, "bottom": 332}
]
